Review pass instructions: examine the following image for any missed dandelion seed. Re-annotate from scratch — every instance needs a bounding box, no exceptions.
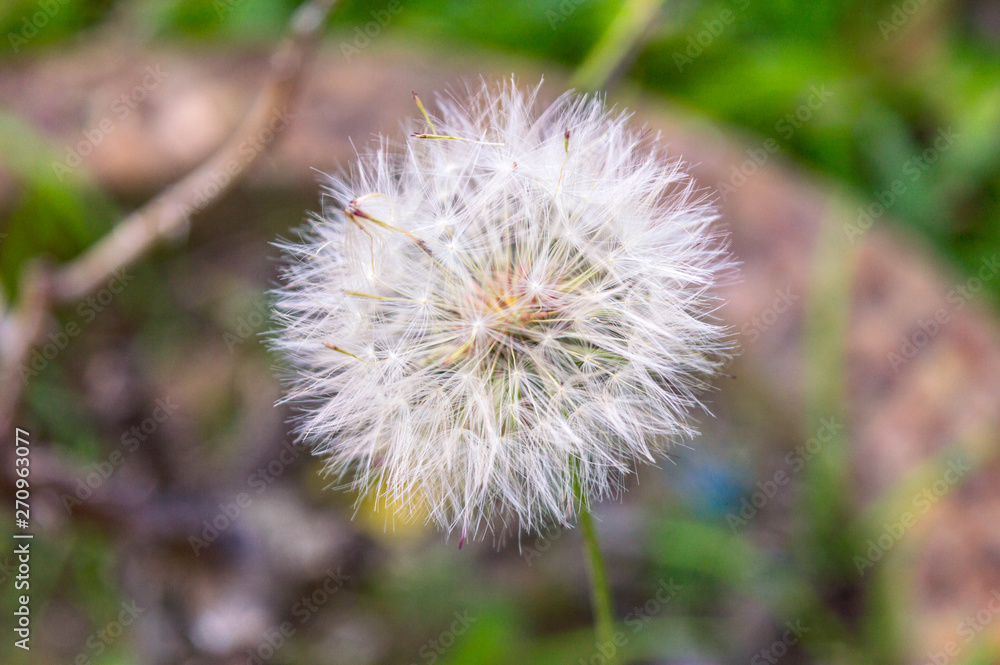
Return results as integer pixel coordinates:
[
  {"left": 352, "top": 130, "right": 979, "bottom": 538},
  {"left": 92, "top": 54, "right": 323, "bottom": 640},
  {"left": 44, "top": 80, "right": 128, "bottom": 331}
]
[{"left": 271, "top": 79, "right": 733, "bottom": 539}]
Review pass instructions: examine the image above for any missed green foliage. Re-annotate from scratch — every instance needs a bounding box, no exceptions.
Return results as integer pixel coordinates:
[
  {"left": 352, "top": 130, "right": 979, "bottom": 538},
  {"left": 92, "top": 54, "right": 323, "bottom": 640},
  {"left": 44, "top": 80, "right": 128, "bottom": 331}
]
[
  {"left": 4, "top": 0, "right": 998, "bottom": 300},
  {"left": 0, "top": 0, "right": 115, "bottom": 54},
  {"left": 37, "top": 0, "right": 987, "bottom": 305},
  {"left": 0, "top": 113, "right": 117, "bottom": 297}
]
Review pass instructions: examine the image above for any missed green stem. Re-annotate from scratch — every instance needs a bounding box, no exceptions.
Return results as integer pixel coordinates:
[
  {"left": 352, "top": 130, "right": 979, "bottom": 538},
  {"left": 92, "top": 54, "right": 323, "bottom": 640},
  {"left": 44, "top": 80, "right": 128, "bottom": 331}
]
[
  {"left": 579, "top": 505, "right": 619, "bottom": 664},
  {"left": 569, "top": 0, "right": 669, "bottom": 93}
]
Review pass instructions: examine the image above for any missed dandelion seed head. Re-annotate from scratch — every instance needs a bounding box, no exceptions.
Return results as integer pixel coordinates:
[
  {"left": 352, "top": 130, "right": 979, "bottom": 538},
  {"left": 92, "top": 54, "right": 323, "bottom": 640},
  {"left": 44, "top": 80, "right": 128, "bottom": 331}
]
[{"left": 272, "top": 79, "right": 733, "bottom": 539}]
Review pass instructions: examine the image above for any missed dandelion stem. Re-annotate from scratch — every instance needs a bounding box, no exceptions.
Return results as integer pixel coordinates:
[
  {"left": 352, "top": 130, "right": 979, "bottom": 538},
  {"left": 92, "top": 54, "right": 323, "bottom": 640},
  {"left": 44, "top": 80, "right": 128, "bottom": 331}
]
[{"left": 579, "top": 506, "right": 618, "bottom": 664}]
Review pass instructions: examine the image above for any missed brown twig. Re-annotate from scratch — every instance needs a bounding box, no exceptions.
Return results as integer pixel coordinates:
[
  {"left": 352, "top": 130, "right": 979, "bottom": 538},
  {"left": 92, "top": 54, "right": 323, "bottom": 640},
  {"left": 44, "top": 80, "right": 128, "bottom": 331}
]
[
  {"left": 0, "top": 262, "right": 52, "bottom": 427},
  {"left": 0, "top": 0, "right": 337, "bottom": 433}
]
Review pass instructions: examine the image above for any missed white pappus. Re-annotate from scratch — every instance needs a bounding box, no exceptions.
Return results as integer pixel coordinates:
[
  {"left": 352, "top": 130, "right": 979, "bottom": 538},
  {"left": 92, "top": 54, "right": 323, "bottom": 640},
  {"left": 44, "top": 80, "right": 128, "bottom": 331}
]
[{"left": 271, "top": 79, "right": 733, "bottom": 541}]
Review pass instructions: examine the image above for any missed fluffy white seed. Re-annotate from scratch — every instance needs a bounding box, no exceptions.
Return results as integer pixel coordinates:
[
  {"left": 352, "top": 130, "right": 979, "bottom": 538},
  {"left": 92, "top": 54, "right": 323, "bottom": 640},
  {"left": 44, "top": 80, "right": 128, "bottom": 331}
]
[{"left": 272, "top": 80, "right": 732, "bottom": 539}]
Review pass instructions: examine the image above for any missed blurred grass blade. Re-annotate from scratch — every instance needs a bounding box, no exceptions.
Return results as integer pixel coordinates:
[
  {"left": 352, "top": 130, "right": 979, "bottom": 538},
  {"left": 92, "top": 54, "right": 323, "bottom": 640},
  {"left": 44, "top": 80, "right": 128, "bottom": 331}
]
[{"left": 570, "top": 0, "right": 668, "bottom": 92}]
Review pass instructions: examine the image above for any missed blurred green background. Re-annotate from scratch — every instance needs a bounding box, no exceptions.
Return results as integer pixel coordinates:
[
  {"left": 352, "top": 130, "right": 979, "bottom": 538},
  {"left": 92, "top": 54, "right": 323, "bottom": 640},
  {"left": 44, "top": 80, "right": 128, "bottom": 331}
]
[{"left": 3, "top": 0, "right": 999, "bottom": 302}]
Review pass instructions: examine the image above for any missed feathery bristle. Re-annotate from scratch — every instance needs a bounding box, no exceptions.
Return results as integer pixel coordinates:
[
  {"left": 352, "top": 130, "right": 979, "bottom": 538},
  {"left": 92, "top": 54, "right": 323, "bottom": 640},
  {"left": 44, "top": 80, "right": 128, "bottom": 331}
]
[{"left": 271, "top": 79, "right": 733, "bottom": 539}]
